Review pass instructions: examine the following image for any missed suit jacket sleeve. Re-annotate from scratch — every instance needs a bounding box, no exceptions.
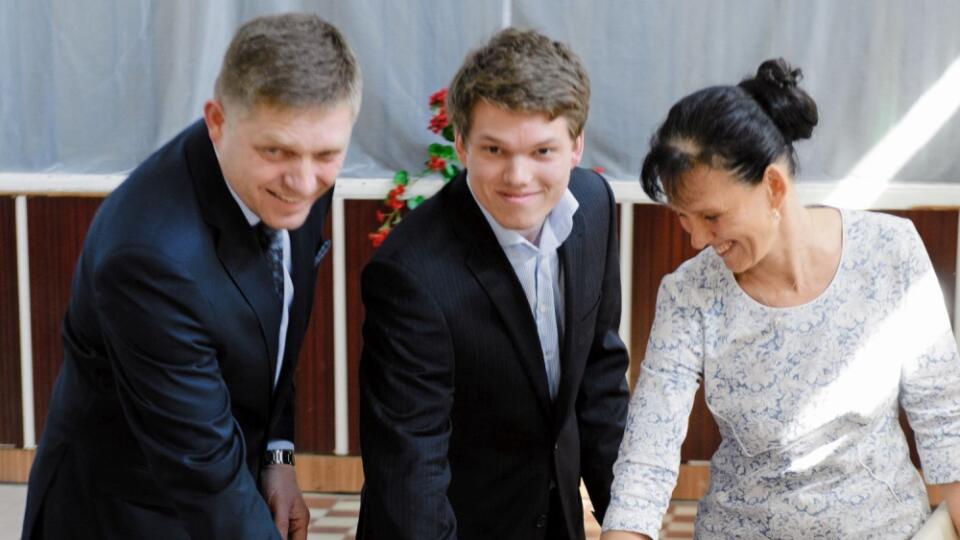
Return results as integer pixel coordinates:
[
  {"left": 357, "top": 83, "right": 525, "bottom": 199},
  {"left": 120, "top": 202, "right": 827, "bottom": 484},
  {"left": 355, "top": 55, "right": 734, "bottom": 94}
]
[
  {"left": 359, "top": 258, "right": 457, "bottom": 539},
  {"left": 576, "top": 179, "right": 631, "bottom": 522},
  {"left": 272, "top": 390, "right": 296, "bottom": 445},
  {"left": 94, "top": 245, "right": 281, "bottom": 540}
]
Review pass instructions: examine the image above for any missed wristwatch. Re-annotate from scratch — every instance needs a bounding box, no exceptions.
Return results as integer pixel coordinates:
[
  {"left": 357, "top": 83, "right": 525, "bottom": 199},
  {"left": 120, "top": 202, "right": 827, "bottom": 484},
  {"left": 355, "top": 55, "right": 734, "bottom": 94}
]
[{"left": 263, "top": 449, "right": 295, "bottom": 466}]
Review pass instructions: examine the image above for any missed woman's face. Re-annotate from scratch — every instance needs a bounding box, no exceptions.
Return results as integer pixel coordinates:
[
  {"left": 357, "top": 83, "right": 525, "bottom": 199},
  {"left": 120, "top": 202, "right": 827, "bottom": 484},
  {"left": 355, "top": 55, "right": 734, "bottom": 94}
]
[{"left": 668, "top": 164, "right": 780, "bottom": 274}]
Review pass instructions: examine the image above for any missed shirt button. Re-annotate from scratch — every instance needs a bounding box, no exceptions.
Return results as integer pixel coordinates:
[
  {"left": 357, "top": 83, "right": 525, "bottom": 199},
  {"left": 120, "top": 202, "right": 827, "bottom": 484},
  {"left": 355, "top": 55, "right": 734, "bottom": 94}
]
[
  {"left": 535, "top": 513, "right": 548, "bottom": 528},
  {"left": 539, "top": 304, "right": 546, "bottom": 314}
]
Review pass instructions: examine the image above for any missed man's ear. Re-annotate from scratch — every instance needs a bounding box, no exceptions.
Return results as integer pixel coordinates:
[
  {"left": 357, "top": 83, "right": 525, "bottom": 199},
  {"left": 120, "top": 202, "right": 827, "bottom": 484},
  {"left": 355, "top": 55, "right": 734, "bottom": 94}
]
[
  {"left": 454, "top": 131, "right": 468, "bottom": 164},
  {"left": 570, "top": 132, "right": 585, "bottom": 168},
  {"left": 763, "top": 162, "right": 789, "bottom": 210},
  {"left": 203, "top": 99, "right": 226, "bottom": 146}
]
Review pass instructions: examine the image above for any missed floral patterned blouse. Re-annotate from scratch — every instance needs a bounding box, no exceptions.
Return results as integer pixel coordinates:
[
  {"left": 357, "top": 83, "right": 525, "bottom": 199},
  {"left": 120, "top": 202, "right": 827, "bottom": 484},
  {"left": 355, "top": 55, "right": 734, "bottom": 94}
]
[{"left": 603, "top": 209, "right": 960, "bottom": 539}]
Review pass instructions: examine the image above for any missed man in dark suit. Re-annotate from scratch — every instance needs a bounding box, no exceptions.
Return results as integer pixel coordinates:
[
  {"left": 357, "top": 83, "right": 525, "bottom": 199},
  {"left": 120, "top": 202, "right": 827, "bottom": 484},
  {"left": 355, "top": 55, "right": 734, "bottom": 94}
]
[
  {"left": 22, "top": 13, "right": 361, "bottom": 540},
  {"left": 358, "top": 28, "right": 630, "bottom": 540}
]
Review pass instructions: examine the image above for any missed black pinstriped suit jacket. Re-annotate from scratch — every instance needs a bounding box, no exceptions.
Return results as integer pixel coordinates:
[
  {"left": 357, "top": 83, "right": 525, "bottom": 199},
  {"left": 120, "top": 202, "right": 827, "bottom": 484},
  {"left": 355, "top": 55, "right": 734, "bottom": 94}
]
[{"left": 357, "top": 168, "right": 630, "bottom": 540}]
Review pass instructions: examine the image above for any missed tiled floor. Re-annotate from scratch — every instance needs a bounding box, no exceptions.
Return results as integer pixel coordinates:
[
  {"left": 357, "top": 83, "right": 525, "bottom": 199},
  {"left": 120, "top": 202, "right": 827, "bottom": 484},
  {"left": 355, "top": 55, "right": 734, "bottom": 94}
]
[
  {"left": 306, "top": 493, "right": 360, "bottom": 539},
  {"left": 304, "top": 490, "right": 698, "bottom": 540},
  {"left": 659, "top": 501, "right": 698, "bottom": 539},
  {"left": 0, "top": 484, "right": 26, "bottom": 540},
  {"left": 0, "top": 483, "right": 697, "bottom": 539}
]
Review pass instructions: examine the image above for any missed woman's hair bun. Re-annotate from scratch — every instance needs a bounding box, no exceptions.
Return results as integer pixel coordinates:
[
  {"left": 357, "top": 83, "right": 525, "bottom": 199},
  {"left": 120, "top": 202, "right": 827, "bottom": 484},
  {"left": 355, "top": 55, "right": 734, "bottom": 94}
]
[
  {"left": 738, "top": 58, "right": 819, "bottom": 142},
  {"left": 757, "top": 58, "right": 801, "bottom": 90}
]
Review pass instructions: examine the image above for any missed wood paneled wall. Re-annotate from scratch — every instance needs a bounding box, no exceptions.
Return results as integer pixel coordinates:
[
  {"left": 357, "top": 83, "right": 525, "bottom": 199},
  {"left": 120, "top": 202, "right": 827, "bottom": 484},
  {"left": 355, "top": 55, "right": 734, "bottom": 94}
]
[
  {"left": 0, "top": 198, "right": 22, "bottom": 446},
  {"left": 2, "top": 199, "right": 957, "bottom": 462},
  {"left": 293, "top": 218, "right": 336, "bottom": 453},
  {"left": 26, "top": 197, "right": 102, "bottom": 438},
  {"left": 342, "top": 200, "right": 382, "bottom": 454},
  {"left": 889, "top": 210, "right": 958, "bottom": 321},
  {"left": 293, "top": 200, "right": 380, "bottom": 454}
]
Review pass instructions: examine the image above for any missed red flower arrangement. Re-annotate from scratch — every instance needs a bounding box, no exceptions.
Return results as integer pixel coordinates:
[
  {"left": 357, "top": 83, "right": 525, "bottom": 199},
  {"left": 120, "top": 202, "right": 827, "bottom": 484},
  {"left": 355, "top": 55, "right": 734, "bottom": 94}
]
[{"left": 369, "top": 88, "right": 461, "bottom": 247}]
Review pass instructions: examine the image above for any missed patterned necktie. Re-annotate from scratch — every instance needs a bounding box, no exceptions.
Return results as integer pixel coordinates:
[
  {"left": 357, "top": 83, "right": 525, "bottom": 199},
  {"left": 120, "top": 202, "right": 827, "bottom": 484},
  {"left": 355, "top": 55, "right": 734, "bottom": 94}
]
[{"left": 256, "top": 223, "right": 284, "bottom": 299}]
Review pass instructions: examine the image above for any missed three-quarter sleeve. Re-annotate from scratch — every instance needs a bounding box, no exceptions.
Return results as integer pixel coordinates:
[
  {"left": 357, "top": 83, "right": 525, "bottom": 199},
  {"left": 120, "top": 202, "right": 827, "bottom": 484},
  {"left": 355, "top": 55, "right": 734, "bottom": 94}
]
[
  {"left": 897, "top": 222, "right": 960, "bottom": 485},
  {"left": 602, "top": 273, "right": 705, "bottom": 538}
]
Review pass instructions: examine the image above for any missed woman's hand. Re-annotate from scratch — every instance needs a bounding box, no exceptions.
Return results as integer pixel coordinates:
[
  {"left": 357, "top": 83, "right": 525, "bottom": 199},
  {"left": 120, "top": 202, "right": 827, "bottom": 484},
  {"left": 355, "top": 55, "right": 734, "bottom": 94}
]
[
  {"left": 939, "top": 481, "right": 960, "bottom": 533},
  {"left": 599, "top": 531, "right": 653, "bottom": 540}
]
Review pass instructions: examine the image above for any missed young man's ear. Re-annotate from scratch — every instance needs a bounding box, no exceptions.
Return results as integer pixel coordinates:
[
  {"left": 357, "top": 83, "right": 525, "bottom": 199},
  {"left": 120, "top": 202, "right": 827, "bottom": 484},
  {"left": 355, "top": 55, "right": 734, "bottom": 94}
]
[
  {"left": 570, "top": 132, "right": 585, "bottom": 168},
  {"left": 454, "top": 131, "right": 468, "bottom": 164},
  {"left": 203, "top": 100, "right": 226, "bottom": 146}
]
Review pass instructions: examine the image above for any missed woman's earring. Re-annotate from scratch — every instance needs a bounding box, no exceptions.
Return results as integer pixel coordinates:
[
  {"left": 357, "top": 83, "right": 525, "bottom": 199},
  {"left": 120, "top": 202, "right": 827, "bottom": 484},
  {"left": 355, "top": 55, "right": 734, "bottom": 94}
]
[{"left": 771, "top": 209, "right": 781, "bottom": 221}]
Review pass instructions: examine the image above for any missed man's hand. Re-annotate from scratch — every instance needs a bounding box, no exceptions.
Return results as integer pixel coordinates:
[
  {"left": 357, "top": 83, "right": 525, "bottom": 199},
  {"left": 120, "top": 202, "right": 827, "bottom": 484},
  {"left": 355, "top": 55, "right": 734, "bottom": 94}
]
[{"left": 261, "top": 464, "right": 310, "bottom": 540}]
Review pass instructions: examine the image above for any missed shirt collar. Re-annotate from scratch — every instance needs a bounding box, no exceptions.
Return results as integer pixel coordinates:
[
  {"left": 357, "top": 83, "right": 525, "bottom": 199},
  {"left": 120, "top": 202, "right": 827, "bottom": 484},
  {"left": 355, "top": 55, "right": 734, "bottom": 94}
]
[
  {"left": 216, "top": 148, "right": 260, "bottom": 227},
  {"left": 224, "top": 179, "right": 260, "bottom": 226},
  {"left": 466, "top": 174, "right": 579, "bottom": 252}
]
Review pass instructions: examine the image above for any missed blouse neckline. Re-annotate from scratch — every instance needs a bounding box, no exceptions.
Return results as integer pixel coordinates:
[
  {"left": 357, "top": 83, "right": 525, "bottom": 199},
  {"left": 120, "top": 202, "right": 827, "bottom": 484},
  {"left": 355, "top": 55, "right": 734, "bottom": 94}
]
[{"left": 720, "top": 206, "right": 848, "bottom": 312}]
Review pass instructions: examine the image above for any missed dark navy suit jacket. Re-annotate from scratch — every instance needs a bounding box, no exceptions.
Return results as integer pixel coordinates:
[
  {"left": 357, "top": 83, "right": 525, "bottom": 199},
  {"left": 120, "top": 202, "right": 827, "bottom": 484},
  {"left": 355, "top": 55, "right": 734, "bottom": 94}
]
[
  {"left": 357, "top": 169, "right": 630, "bottom": 540},
  {"left": 22, "top": 120, "right": 331, "bottom": 539}
]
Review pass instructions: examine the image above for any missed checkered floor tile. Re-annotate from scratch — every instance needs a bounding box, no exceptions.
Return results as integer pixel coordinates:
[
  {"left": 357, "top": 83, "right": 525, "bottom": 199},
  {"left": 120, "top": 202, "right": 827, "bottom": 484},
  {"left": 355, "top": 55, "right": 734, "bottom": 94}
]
[
  {"left": 659, "top": 501, "right": 698, "bottom": 539},
  {"left": 304, "top": 492, "right": 697, "bottom": 540},
  {"left": 305, "top": 493, "right": 359, "bottom": 539}
]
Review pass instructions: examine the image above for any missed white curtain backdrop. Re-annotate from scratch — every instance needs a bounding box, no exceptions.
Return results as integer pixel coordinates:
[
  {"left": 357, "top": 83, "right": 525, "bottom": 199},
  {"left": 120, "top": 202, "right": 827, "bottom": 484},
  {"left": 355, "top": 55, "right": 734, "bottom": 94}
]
[{"left": 2, "top": 0, "right": 959, "bottom": 184}]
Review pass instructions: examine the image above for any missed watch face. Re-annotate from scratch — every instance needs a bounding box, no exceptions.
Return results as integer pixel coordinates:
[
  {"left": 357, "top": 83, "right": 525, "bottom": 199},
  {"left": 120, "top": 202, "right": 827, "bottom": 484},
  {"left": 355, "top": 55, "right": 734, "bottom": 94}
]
[{"left": 264, "top": 449, "right": 295, "bottom": 465}]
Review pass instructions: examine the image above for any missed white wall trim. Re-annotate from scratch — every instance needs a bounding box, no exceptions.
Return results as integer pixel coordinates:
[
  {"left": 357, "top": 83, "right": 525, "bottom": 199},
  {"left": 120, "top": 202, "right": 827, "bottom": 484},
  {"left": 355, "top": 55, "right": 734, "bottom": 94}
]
[
  {"left": 15, "top": 196, "right": 36, "bottom": 449},
  {"left": 331, "top": 196, "right": 349, "bottom": 455},
  {"left": 618, "top": 203, "right": 634, "bottom": 354},
  {"left": 0, "top": 173, "right": 125, "bottom": 195},
  {"left": 501, "top": 0, "right": 512, "bottom": 27},
  {"left": 6, "top": 174, "right": 960, "bottom": 209},
  {"left": 955, "top": 211, "right": 960, "bottom": 348}
]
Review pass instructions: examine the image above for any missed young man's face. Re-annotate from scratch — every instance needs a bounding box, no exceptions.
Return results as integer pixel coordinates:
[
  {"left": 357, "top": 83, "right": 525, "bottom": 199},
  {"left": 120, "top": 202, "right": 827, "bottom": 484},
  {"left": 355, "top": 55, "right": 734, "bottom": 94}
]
[
  {"left": 204, "top": 99, "right": 355, "bottom": 230},
  {"left": 455, "top": 101, "right": 584, "bottom": 242}
]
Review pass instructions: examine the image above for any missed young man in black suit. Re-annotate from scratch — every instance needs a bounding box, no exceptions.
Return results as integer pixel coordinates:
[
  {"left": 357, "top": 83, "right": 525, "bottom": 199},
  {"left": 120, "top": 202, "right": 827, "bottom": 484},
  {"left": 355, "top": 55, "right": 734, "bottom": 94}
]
[
  {"left": 358, "top": 28, "right": 630, "bottom": 540},
  {"left": 22, "top": 13, "right": 361, "bottom": 540}
]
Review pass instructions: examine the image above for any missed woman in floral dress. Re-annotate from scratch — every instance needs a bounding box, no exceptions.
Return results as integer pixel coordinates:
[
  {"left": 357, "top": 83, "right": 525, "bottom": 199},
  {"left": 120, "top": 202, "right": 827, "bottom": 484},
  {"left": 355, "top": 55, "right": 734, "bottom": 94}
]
[{"left": 602, "top": 59, "right": 960, "bottom": 539}]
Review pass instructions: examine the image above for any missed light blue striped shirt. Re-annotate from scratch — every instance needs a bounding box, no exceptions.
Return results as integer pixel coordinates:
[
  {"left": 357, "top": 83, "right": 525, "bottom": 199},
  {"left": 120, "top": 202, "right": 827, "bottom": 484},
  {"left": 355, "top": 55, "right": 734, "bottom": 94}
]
[{"left": 467, "top": 176, "right": 579, "bottom": 400}]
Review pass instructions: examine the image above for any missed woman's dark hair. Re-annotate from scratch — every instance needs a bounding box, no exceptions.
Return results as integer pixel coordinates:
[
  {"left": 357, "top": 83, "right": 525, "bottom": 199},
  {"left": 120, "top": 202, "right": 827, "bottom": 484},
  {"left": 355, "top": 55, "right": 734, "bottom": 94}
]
[{"left": 640, "top": 58, "right": 819, "bottom": 202}]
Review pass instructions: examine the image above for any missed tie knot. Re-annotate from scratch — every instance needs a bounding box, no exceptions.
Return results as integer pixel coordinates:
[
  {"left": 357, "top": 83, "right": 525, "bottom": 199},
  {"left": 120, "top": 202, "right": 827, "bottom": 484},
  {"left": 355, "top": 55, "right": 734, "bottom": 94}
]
[{"left": 256, "top": 223, "right": 282, "bottom": 251}]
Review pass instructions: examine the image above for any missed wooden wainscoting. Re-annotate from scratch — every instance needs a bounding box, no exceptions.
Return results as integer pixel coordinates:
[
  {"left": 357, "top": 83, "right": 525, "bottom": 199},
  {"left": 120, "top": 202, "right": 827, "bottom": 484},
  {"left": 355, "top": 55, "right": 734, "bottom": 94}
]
[
  {"left": 294, "top": 216, "right": 337, "bottom": 453},
  {"left": 0, "top": 197, "right": 22, "bottom": 447},
  {"left": 3, "top": 198, "right": 958, "bottom": 503},
  {"left": 292, "top": 199, "right": 386, "bottom": 454},
  {"left": 25, "top": 197, "right": 103, "bottom": 439}
]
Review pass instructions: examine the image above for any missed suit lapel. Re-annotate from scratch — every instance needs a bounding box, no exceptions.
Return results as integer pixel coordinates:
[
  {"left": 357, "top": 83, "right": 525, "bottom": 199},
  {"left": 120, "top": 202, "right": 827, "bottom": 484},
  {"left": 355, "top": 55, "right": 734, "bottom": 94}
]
[
  {"left": 467, "top": 252, "right": 553, "bottom": 415},
  {"left": 554, "top": 210, "right": 586, "bottom": 430},
  {"left": 273, "top": 189, "right": 332, "bottom": 402},
  {"left": 215, "top": 233, "right": 282, "bottom": 376},
  {"left": 274, "top": 225, "right": 310, "bottom": 395},
  {"left": 448, "top": 176, "right": 554, "bottom": 419},
  {"left": 186, "top": 122, "right": 282, "bottom": 380}
]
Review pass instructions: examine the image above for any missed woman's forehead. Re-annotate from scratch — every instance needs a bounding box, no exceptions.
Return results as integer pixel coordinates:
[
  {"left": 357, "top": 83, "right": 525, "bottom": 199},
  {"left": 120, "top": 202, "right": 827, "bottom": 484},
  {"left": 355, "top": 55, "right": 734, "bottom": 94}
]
[{"left": 668, "top": 166, "right": 754, "bottom": 212}]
